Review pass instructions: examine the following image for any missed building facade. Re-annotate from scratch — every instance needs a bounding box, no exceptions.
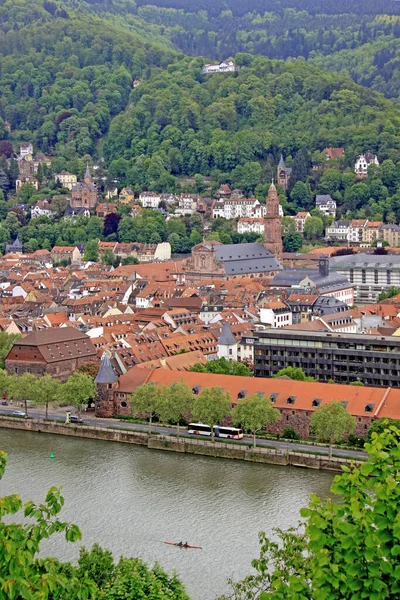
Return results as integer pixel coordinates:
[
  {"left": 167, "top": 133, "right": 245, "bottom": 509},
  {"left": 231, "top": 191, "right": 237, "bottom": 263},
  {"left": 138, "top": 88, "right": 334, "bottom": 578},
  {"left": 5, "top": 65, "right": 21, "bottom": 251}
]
[
  {"left": 325, "top": 221, "right": 350, "bottom": 242},
  {"left": 139, "top": 192, "right": 161, "bottom": 208},
  {"left": 55, "top": 171, "right": 77, "bottom": 191},
  {"left": 253, "top": 329, "right": 400, "bottom": 388},
  {"left": 330, "top": 254, "right": 400, "bottom": 302},
  {"left": 316, "top": 195, "right": 336, "bottom": 217},
  {"left": 277, "top": 155, "right": 292, "bottom": 190}
]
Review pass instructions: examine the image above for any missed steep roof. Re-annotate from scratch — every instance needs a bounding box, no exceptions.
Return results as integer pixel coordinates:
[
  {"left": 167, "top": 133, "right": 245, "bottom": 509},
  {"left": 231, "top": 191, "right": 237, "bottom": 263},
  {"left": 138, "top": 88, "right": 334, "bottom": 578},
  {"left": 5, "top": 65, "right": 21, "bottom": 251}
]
[
  {"left": 95, "top": 353, "right": 118, "bottom": 384},
  {"left": 216, "top": 243, "right": 282, "bottom": 275},
  {"left": 218, "top": 321, "right": 237, "bottom": 346}
]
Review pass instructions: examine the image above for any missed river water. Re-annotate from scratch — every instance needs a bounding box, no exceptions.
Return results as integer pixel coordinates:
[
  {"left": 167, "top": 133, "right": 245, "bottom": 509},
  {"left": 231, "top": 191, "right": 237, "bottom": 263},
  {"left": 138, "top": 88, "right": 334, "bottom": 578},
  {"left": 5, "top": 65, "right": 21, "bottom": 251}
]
[{"left": 0, "top": 430, "right": 333, "bottom": 599}]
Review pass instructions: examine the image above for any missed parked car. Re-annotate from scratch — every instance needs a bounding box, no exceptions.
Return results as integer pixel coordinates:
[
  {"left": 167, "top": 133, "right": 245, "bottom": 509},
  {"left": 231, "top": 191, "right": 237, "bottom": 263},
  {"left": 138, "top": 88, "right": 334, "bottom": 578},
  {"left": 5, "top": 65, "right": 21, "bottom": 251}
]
[
  {"left": 70, "top": 415, "right": 83, "bottom": 423},
  {"left": 1, "top": 400, "right": 8, "bottom": 405},
  {"left": 12, "top": 410, "right": 26, "bottom": 417}
]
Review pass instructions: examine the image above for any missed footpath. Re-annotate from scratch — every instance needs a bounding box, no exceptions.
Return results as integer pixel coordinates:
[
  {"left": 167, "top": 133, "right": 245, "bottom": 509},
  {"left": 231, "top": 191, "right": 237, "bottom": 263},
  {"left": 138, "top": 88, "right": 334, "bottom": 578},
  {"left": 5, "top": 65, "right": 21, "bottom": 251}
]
[{"left": 0, "top": 416, "right": 364, "bottom": 472}]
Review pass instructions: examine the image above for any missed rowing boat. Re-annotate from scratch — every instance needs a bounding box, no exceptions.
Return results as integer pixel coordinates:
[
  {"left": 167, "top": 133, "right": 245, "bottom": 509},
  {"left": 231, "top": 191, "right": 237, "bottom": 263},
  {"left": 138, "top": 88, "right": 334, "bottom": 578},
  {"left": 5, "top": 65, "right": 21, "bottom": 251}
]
[{"left": 164, "top": 541, "right": 203, "bottom": 549}]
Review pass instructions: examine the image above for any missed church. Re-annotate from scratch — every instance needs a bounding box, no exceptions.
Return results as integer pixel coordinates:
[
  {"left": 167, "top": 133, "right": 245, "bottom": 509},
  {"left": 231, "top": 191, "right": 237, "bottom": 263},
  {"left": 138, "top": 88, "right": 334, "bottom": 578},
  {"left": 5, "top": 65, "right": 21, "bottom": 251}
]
[
  {"left": 70, "top": 165, "right": 98, "bottom": 210},
  {"left": 185, "top": 183, "right": 283, "bottom": 284}
]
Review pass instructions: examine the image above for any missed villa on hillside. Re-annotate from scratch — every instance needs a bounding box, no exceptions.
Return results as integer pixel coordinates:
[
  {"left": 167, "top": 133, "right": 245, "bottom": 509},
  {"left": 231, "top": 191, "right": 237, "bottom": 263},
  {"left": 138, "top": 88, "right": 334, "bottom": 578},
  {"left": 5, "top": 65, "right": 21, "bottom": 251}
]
[{"left": 202, "top": 60, "right": 236, "bottom": 74}]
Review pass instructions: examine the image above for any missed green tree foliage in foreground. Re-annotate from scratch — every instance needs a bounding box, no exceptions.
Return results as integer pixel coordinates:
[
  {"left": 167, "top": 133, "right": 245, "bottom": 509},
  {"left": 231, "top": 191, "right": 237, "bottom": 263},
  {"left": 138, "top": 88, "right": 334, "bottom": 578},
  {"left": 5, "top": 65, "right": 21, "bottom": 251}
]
[
  {"left": 190, "top": 357, "right": 252, "bottom": 376},
  {"left": 0, "top": 332, "right": 21, "bottom": 369},
  {"left": 232, "top": 394, "right": 280, "bottom": 447},
  {"left": 192, "top": 387, "right": 232, "bottom": 442},
  {"left": 311, "top": 401, "right": 356, "bottom": 459},
  {"left": 378, "top": 286, "right": 400, "bottom": 302},
  {"left": 220, "top": 426, "right": 400, "bottom": 600},
  {"left": 0, "top": 451, "right": 189, "bottom": 599}
]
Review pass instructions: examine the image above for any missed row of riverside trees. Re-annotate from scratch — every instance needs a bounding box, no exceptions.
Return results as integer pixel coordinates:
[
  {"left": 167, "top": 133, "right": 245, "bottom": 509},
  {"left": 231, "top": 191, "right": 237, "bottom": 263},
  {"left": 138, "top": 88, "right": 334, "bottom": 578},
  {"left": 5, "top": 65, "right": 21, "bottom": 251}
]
[
  {"left": 1, "top": 426, "right": 400, "bottom": 598},
  {"left": 130, "top": 381, "right": 357, "bottom": 453},
  {"left": 0, "top": 370, "right": 95, "bottom": 419}
]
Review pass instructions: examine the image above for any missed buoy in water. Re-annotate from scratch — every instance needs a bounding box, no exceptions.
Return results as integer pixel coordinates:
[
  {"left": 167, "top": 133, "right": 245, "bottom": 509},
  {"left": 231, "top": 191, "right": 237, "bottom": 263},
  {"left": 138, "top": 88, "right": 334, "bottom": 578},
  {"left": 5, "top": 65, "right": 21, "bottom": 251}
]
[{"left": 50, "top": 453, "right": 55, "bottom": 459}]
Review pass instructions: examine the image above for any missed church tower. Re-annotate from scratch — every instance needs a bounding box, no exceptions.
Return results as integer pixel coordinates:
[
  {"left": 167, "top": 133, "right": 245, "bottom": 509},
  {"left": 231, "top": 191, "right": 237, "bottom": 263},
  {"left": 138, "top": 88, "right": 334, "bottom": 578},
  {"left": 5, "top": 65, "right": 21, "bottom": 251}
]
[{"left": 264, "top": 182, "right": 283, "bottom": 259}]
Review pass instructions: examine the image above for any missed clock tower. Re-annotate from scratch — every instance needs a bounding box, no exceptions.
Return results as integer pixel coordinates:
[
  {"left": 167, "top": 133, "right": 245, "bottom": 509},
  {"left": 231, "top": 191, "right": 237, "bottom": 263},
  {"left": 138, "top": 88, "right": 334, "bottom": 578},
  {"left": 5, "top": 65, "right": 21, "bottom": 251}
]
[{"left": 264, "top": 182, "right": 283, "bottom": 259}]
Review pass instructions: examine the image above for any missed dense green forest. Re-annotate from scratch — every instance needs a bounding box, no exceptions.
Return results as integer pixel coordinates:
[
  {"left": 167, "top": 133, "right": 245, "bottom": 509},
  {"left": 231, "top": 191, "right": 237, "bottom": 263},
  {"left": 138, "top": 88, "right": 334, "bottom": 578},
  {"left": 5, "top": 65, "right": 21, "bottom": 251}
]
[{"left": 65, "top": 0, "right": 400, "bottom": 102}]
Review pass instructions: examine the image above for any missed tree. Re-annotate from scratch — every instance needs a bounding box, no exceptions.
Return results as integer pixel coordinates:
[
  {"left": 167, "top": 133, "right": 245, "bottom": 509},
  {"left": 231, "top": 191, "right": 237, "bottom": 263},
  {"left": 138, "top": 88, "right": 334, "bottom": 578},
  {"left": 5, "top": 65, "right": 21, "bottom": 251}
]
[
  {"left": 101, "top": 249, "right": 115, "bottom": 265},
  {"left": 96, "top": 557, "right": 189, "bottom": 600},
  {"left": 121, "top": 255, "right": 139, "bottom": 265},
  {"left": 310, "top": 401, "right": 356, "bottom": 459},
  {"left": 0, "top": 451, "right": 94, "bottom": 600},
  {"left": 8, "top": 373, "right": 38, "bottom": 417},
  {"left": 192, "top": 387, "right": 231, "bottom": 443},
  {"left": 76, "top": 362, "right": 99, "bottom": 380},
  {"left": 283, "top": 233, "right": 302, "bottom": 252},
  {"left": 281, "top": 216, "right": 296, "bottom": 235},
  {"left": 190, "top": 357, "right": 252, "bottom": 376},
  {"left": 220, "top": 427, "right": 400, "bottom": 600},
  {"left": 303, "top": 216, "right": 324, "bottom": 240},
  {"left": 50, "top": 195, "right": 69, "bottom": 219},
  {"left": 76, "top": 543, "right": 115, "bottom": 589},
  {"left": 274, "top": 367, "right": 315, "bottom": 381},
  {"left": 157, "top": 381, "right": 193, "bottom": 441},
  {"left": 31, "top": 374, "right": 62, "bottom": 420},
  {"left": 103, "top": 212, "right": 121, "bottom": 237},
  {"left": 233, "top": 394, "right": 280, "bottom": 447},
  {"left": 0, "top": 368, "right": 9, "bottom": 399},
  {"left": 378, "top": 286, "right": 400, "bottom": 301},
  {"left": 62, "top": 372, "right": 95, "bottom": 415},
  {"left": 83, "top": 239, "right": 98, "bottom": 262},
  {"left": 129, "top": 383, "right": 161, "bottom": 434},
  {"left": 0, "top": 332, "right": 21, "bottom": 369}
]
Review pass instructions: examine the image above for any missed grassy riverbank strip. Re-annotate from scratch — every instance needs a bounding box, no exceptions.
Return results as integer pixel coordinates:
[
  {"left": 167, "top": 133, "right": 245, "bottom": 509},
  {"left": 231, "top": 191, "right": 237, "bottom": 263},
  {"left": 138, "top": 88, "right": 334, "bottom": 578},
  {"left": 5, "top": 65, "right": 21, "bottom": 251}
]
[{"left": 0, "top": 416, "right": 364, "bottom": 472}]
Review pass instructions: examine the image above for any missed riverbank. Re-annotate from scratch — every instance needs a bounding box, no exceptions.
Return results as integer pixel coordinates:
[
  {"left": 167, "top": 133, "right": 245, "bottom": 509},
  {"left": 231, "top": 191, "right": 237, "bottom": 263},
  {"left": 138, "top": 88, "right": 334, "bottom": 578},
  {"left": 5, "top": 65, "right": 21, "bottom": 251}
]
[{"left": 0, "top": 416, "right": 362, "bottom": 472}]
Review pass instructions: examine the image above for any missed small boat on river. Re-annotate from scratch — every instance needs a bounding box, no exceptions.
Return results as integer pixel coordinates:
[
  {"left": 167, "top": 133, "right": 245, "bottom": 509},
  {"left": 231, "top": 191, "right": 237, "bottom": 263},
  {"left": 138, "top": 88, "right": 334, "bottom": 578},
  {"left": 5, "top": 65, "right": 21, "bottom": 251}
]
[{"left": 164, "top": 541, "right": 203, "bottom": 549}]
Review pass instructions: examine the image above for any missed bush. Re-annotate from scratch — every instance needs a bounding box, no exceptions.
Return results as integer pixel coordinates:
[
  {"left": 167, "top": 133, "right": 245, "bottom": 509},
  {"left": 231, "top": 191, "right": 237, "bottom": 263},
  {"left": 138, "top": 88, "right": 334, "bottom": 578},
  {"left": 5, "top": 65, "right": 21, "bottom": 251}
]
[
  {"left": 347, "top": 434, "right": 366, "bottom": 448},
  {"left": 282, "top": 427, "right": 300, "bottom": 440}
]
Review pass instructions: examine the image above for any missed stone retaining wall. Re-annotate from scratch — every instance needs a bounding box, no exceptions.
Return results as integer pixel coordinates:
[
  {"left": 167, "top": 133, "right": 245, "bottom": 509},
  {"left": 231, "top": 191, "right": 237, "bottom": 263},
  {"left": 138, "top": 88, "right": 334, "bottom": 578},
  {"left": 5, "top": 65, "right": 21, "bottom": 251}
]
[{"left": 0, "top": 417, "right": 359, "bottom": 472}]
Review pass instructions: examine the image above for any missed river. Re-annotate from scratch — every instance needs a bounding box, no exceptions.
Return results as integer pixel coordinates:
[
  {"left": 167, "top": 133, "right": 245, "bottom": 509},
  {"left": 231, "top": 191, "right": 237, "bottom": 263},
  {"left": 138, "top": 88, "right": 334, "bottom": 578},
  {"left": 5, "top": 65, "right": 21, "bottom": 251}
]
[{"left": 0, "top": 429, "right": 334, "bottom": 599}]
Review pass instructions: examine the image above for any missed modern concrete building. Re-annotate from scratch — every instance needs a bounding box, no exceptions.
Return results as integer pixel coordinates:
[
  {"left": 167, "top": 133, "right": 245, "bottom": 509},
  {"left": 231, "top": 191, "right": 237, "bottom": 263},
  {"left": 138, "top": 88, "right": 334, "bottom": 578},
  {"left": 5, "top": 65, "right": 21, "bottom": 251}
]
[{"left": 253, "top": 329, "right": 400, "bottom": 388}]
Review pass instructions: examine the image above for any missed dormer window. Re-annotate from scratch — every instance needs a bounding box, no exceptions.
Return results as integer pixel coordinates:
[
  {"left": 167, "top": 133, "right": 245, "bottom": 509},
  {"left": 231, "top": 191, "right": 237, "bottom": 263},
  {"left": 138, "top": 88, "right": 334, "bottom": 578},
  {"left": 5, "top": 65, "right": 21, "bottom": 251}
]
[
  {"left": 238, "top": 390, "right": 247, "bottom": 399},
  {"left": 312, "top": 398, "right": 322, "bottom": 407},
  {"left": 365, "top": 403, "right": 375, "bottom": 413},
  {"left": 270, "top": 393, "right": 278, "bottom": 403},
  {"left": 286, "top": 396, "right": 296, "bottom": 405},
  {"left": 192, "top": 386, "right": 201, "bottom": 395}
]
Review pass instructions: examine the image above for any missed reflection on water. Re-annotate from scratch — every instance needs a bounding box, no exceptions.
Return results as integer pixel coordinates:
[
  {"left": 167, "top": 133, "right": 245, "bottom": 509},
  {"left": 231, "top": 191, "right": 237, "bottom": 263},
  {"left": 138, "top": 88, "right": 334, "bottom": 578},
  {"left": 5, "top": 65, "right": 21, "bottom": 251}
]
[{"left": 0, "top": 429, "right": 333, "bottom": 599}]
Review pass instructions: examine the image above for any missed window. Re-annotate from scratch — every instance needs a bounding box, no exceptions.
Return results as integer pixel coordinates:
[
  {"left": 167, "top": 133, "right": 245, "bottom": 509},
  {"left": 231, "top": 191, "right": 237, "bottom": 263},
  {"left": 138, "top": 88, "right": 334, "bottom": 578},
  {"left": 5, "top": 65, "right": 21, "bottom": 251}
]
[
  {"left": 387, "top": 271, "right": 391, "bottom": 285},
  {"left": 120, "top": 401, "right": 127, "bottom": 408},
  {"left": 374, "top": 270, "right": 379, "bottom": 284},
  {"left": 362, "top": 269, "right": 366, "bottom": 283}
]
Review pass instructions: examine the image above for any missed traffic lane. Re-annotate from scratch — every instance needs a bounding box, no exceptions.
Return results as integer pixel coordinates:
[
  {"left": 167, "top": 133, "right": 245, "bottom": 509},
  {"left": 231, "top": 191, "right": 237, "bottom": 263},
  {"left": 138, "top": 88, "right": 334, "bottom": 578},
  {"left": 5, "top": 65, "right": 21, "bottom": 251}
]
[{"left": 0, "top": 406, "right": 367, "bottom": 459}]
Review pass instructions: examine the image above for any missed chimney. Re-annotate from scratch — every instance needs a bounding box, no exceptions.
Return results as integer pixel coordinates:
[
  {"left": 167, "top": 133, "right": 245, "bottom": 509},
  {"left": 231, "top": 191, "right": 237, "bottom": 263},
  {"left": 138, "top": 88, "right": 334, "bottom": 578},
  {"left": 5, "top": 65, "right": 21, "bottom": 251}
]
[{"left": 319, "top": 255, "right": 329, "bottom": 277}]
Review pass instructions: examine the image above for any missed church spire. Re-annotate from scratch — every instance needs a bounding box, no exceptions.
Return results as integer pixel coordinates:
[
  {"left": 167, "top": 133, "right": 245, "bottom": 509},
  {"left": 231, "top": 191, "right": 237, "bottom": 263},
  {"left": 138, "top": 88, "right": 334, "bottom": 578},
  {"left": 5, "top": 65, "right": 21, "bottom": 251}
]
[
  {"left": 84, "top": 163, "right": 91, "bottom": 181},
  {"left": 278, "top": 154, "right": 285, "bottom": 167}
]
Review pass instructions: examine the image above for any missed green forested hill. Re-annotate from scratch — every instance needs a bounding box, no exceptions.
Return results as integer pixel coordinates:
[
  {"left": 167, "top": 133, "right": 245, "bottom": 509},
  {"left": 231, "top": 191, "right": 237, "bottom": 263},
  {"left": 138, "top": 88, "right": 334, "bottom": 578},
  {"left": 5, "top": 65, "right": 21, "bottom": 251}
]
[
  {"left": 103, "top": 53, "right": 400, "bottom": 192},
  {"left": 0, "top": 0, "right": 177, "bottom": 155}
]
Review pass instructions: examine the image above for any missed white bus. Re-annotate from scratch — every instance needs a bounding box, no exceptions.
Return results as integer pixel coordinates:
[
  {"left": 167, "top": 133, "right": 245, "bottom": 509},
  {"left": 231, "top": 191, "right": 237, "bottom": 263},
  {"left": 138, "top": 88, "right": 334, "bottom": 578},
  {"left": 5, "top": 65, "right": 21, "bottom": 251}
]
[{"left": 188, "top": 423, "right": 244, "bottom": 439}]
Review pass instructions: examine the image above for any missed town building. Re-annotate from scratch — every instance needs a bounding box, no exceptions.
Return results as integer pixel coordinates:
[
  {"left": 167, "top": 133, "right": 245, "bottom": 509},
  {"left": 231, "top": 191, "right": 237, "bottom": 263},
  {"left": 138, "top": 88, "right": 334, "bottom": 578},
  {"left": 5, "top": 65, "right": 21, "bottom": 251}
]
[
  {"left": 217, "top": 321, "right": 238, "bottom": 360},
  {"left": 253, "top": 329, "right": 400, "bottom": 388},
  {"left": 95, "top": 203, "right": 118, "bottom": 218},
  {"left": 19, "top": 143, "right": 33, "bottom": 160},
  {"left": 119, "top": 187, "right": 135, "bottom": 204},
  {"left": 269, "top": 255, "right": 354, "bottom": 304},
  {"left": 54, "top": 171, "right": 77, "bottom": 191},
  {"left": 362, "top": 222, "right": 382, "bottom": 245},
  {"left": 348, "top": 220, "right": 368, "bottom": 245},
  {"left": 16, "top": 176, "right": 39, "bottom": 192},
  {"left": 259, "top": 300, "right": 292, "bottom": 328},
  {"left": 5, "top": 237, "right": 23, "bottom": 254},
  {"left": 330, "top": 254, "right": 400, "bottom": 302},
  {"left": 322, "top": 147, "right": 345, "bottom": 160},
  {"left": 316, "top": 195, "right": 336, "bottom": 217},
  {"left": 51, "top": 246, "right": 82, "bottom": 265},
  {"left": 139, "top": 192, "right": 161, "bottom": 208},
  {"left": 5, "top": 327, "right": 97, "bottom": 380},
  {"left": 31, "top": 200, "right": 52, "bottom": 219},
  {"left": 355, "top": 153, "right": 379, "bottom": 178},
  {"left": 202, "top": 60, "right": 236, "bottom": 74},
  {"left": 381, "top": 224, "right": 400, "bottom": 248},
  {"left": 294, "top": 212, "right": 310, "bottom": 233},
  {"left": 70, "top": 165, "right": 97, "bottom": 210},
  {"left": 277, "top": 155, "right": 292, "bottom": 190},
  {"left": 237, "top": 218, "right": 264, "bottom": 235},
  {"left": 325, "top": 221, "right": 350, "bottom": 242},
  {"left": 213, "top": 198, "right": 261, "bottom": 220},
  {"left": 175, "top": 194, "right": 198, "bottom": 216}
]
